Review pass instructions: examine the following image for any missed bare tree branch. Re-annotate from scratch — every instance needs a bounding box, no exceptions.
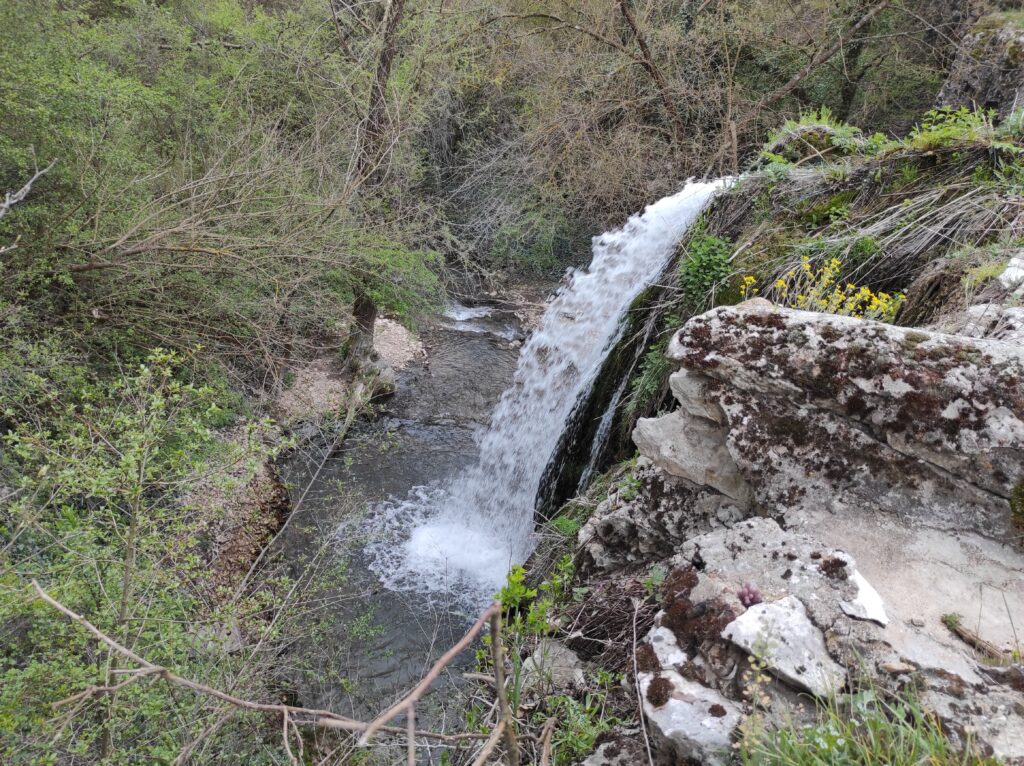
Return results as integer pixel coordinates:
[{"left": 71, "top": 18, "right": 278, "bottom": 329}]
[
  {"left": 0, "top": 161, "right": 55, "bottom": 222},
  {"left": 30, "top": 580, "right": 493, "bottom": 745}
]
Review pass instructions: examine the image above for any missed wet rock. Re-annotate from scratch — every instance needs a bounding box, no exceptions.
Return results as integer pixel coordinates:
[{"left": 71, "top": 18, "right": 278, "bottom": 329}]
[
  {"left": 637, "top": 670, "right": 743, "bottom": 766},
  {"left": 938, "top": 12, "right": 1024, "bottom": 118},
  {"left": 721, "top": 596, "right": 847, "bottom": 698}
]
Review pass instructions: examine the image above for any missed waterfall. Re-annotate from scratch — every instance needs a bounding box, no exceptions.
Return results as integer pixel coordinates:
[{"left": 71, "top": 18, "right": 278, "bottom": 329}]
[{"left": 366, "top": 180, "right": 729, "bottom": 606}]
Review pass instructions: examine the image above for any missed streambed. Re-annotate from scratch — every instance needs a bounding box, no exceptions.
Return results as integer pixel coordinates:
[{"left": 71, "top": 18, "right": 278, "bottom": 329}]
[
  {"left": 277, "top": 181, "right": 725, "bottom": 728},
  {"left": 278, "top": 301, "right": 532, "bottom": 722}
]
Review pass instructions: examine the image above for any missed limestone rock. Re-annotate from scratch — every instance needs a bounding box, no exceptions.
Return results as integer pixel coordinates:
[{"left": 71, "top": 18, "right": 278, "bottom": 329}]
[
  {"left": 960, "top": 304, "right": 1024, "bottom": 344},
  {"left": 1000, "top": 255, "right": 1024, "bottom": 294},
  {"left": 648, "top": 625, "right": 688, "bottom": 668},
  {"left": 578, "top": 461, "right": 746, "bottom": 574},
  {"left": 522, "top": 639, "right": 585, "bottom": 693},
  {"left": 721, "top": 596, "right": 847, "bottom": 697},
  {"left": 840, "top": 571, "right": 889, "bottom": 627},
  {"left": 667, "top": 301, "right": 1024, "bottom": 541},
  {"left": 669, "top": 369, "right": 725, "bottom": 424},
  {"left": 633, "top": 409, "right": 749, "bottom": 503},
  {"left": 678, "top": 517, "right": 885, "bottom": 637},
  {"left": 638, "top": 670, "right": 743, "bottom": 766}
]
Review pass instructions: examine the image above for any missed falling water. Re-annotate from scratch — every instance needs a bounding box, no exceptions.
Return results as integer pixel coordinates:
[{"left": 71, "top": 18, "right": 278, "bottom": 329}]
[{"left": 366, "top": 180, "right": 729, "bottom": 606}]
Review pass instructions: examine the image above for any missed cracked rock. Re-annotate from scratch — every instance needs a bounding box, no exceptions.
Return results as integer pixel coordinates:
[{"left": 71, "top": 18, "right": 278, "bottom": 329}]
[{"left": 722, "top": 595, "right": 847, "bottom": 698}]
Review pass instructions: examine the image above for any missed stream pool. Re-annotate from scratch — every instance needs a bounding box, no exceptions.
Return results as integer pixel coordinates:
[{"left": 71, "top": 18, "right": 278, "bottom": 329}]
[{"left": 278, "top": 302, "right": 528, "bottom": 724}]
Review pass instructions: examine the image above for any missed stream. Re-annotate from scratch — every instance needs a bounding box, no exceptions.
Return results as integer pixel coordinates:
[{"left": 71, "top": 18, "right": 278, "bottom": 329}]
[{"left": 279, "top": 180, "right": 726, "bottom": 725}]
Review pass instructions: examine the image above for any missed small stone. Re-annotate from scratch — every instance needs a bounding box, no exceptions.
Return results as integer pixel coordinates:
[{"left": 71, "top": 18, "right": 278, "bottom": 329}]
[
  {"left": 880, "top": 661, "right": 916, "bottom": 675},
  {"left": 521, "top": 639, "right": 585, "bottom": 692},
  {"left": 911, "top": 618, "right": 925, "bottom": 628},
  {"left": 638, "top": 671, "right": 743, "bottom": 766},
  {"left": 722, "top": 595, "right": 847, "bottom": 697},
  {"left": 840, "top": 570, "right": 889, "bottom": 626}
]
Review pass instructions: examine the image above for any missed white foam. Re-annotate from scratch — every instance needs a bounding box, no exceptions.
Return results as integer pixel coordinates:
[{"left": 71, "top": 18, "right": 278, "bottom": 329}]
[
  {"left": 365, "top": 180, "right": 730, "bottom": 608},
  {"left": 444, "top": 304, "right": 495, "bottom": 321}
]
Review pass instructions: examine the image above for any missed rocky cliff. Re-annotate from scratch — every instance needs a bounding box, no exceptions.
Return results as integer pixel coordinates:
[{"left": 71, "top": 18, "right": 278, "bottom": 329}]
[
  {"left": 577, "top": 275, "right": 1024, "bottom": 763},
  {"left": 940, "top": 12, "right": 1024, "bottom": 118}
]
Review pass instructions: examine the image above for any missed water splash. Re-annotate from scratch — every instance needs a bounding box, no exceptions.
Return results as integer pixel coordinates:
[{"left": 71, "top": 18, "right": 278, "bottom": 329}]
[{"left": 366, "top": 180, "right": 729, "bottom": 607}]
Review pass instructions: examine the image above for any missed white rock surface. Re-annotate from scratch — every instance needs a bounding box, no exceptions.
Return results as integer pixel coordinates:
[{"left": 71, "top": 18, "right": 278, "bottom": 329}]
[
  {"left": 521, "top": 639, "right": 585, "bottom": 693},
  {"left": 998, "top": 255, "right": 1024, "bottom": 293},
  {"left": 633, "top": 409, "right": 749, "bottom": 502},
  {"left": 669, "top": 369, "right": 725, "bottom": 424},
  {"left": 840, "top": 570, "right": 889, "bottom": 626},
  {"left": 648, "top": 625, "right": 688, "bottom": 668},
  {"left": 638, "top": 670, "right": 742, "bottom": 766},
  {"left": 721, "top": 596, "right": 847, "bottom": 697}
]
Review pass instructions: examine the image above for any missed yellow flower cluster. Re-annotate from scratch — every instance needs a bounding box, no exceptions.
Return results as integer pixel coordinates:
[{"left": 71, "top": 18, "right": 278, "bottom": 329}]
[{"left": 744, "top": 257, "right": 904, "bottom": 323}]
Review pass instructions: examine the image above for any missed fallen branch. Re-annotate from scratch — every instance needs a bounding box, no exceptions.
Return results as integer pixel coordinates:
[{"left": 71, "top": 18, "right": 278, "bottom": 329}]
[
  {"left": 30, "top": 581, "right": 493, "bottom": 745},
  {"left": 538, "top": 716, "right": 558, "bottom": 766},
  {"left": 359, "top": 602, "right": 502, "bottom": 744},
  {"left": 942, "top": 613, "right": 1008, "bottom": 661}
]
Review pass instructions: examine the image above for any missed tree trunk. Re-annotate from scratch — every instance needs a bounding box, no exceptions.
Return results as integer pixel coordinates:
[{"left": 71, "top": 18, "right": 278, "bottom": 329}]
[
  {"left": 357, "top": 0, "right": 407, "bottom": 181},
  {"left": 349, "top": 289, "right": 378, "bottom": 370},
  {"left": 617, "top": 0, "right": 686, "bottom": 146}
]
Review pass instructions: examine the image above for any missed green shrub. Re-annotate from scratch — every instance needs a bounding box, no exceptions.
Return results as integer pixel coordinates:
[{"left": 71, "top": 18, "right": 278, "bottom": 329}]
[
  {"left": 908, "top": 108, "right": 996, "bottom": 150},
  {"left": 625, "top": 344, "right": 671, "bottom": 418},
  {"left": 679, "top": 232, "right": 734, "bottom": 308}
]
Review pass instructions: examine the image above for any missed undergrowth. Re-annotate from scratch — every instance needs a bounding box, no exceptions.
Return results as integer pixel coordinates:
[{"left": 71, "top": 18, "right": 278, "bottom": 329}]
[{"left": 740, "top": 689, "right": 1003, "bottom": 766}]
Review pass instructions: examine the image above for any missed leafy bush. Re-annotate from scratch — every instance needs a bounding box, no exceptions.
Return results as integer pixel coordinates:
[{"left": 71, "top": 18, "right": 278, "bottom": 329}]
[
  {"left": 908, "top": 108, "right": 996, "bottom": 151},
  {"left": 544, "top": 690, "right": 621, "bottom": 765},
  {"left": 0, "top": 349, "right": 277, "bottom": 762},
  {"left": 679, "top": 232, "right": 734, "bottom": 308},
  {"left": 497, "top": 565, "right": 537, "bottom": 611}
]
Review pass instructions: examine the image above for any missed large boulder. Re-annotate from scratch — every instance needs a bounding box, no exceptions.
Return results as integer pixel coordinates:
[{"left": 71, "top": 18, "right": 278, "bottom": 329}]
[
  {"left": 662, "top": 300, "right": 1023, "bottom": 541},
  {"left": 579, "top": 301, "right": 1024, "bottom": 762}
]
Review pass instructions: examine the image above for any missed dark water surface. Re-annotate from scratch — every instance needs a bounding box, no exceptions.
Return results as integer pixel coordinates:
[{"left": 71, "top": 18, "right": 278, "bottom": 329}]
[{"left": 278, "top": 306, "right": 525, "bottom": 724}]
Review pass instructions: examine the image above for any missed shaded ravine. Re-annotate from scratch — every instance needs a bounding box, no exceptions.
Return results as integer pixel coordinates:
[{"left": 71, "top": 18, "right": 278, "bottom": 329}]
[
  {"left": 278, "top": 181, "right": 726, "bottom": 721},
  {"left": 278, "top": 305, "right": 528, "bottom": 720},
  {"left": 368, "top": 181, "right": 729, "bottom": 609}
]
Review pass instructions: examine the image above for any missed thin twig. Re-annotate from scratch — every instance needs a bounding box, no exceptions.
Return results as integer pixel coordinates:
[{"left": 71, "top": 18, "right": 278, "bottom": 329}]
[
  {"left": 471, "top": 719, "right": 506, "bottom": 766},
  {"left": 359, "top": 602, "right": 501, "bottom": 744},
  {"left": 632, "top": 597, "right": 655, "bottom": 766},
  {"left": 31, "top": 581, "right": 492, "bottom": 742},
  {"left": 538, "top": 716, "right": 558, "bottom": 766},
  {"left": 489, "top": 609, "right": 520, "bottom": 766}
]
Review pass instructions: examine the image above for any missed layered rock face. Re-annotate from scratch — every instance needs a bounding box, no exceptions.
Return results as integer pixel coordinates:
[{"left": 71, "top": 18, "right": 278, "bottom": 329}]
[
  {"left": 580, "top": 299, "right": 1024, "bottom": 763},
  {"left": 939, "top": 13, "right": 1024, "bottom": 118}
]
